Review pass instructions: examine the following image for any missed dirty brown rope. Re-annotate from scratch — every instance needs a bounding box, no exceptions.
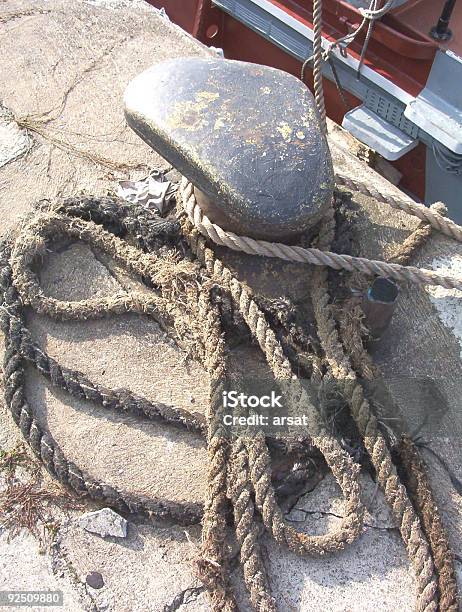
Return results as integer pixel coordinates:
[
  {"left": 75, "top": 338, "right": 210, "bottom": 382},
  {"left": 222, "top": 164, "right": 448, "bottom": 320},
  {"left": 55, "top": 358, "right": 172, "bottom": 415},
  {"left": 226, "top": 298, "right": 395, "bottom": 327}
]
[
  {"left": 333, "top": 204, "right": 459, "bottom": 610},
  {"left": 383, "top": 204, "right": 459, "bottom": 611},
  {"left": 330, "top": 236, "right": 459, "bottom": 610},
  {"left": 386, "top": 202, "right": 447, "bottom": 266},
  {"left": 397, "top": 436, "right": 459, "bottom": 612},
  {"left": 180, "top": 179, "right": 462, "bottom": 611},
  {"left": 1, "top": 194, "right": 365, "bottom": 611},
  {"left": 2, "top": 177, "right": 459, "bottom": 611},
  {"left": 183, "top": 218, "right": 364, "bottom": 608},
  {"left": 335, "top": 172, "right": 462, "bottom": 244},
  {"left": 194, "top": 285, "right": 237, "bottom": 611},
  {"left": 309, "top": 207, "right": 439, "bottom": 612},
  {"left": 0, "top": 198, "right": 206, "bottom": 526}
]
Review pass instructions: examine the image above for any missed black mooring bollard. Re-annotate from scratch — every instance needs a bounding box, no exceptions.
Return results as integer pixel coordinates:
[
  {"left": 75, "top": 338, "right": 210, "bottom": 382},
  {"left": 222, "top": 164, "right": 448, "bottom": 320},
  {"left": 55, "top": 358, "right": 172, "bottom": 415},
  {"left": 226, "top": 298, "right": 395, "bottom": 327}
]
[
  {"left": 124, "top": 57, "right": 333, "bottom": 299},
  {"left": 124, "top": 57, "right": 333, "bottom": 242}
]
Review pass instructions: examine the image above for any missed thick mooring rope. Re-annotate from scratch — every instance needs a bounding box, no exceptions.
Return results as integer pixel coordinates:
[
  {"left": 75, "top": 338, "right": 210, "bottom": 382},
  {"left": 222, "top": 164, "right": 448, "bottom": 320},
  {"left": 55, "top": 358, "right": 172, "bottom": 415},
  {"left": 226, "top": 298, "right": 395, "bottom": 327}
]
[
  {"left": 384, "top": 213, "right": 459, "bottom": 611},
  {"left": 1, "top": 179, "right": 459, "bottom": 610},
  {"left": 180, "top": 179, "right": 462, "bottom": 290},
  {"left": 0, "top": 198, "right": 206, "bottom": 525},
  {"left": 397, "top": 436, "right": 460, "bottom": 611},
  {"left": 185, "top": 218, "right": 364, "bottom": 610},
  {"left": 309, "top": 207, "right": 438, "bottom": 612},
  {"left": 1, "top": 195, "right": 363, "bottom": 610},
  {"left": 335, "top": 172, "right": 462, "bottom": 243},
  {"left": 180, "top": 179, "right": 462, "bottom": 611}
]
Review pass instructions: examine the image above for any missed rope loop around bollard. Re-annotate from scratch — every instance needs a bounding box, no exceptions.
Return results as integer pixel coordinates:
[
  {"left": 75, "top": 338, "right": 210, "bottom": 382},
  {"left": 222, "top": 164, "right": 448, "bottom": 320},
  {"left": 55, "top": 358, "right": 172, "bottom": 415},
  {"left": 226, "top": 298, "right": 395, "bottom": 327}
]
[{"left": 179, "top": 177, "right": 462, "bottom": 291}]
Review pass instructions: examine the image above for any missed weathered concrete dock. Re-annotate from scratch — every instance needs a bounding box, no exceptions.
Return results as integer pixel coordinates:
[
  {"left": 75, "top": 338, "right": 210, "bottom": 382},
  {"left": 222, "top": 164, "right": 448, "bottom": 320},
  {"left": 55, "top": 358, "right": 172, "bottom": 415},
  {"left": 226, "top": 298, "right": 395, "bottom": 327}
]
[{"left": 0, "top": 1, "right": 461, "bottom": 611}]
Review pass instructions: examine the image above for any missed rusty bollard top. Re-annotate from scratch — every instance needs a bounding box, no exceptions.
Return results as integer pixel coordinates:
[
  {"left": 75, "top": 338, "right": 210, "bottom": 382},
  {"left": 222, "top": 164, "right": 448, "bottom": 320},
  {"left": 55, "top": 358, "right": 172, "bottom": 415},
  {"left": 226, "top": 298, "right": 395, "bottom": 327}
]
[{"left": 124, "top": 57, "right": 334, "bottom": 240}]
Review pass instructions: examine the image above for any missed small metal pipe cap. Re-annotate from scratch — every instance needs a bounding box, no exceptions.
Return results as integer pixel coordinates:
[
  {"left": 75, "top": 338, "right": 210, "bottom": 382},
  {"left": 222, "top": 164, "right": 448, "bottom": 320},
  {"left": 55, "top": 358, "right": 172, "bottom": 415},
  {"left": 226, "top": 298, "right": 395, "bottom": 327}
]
[{"left": 362, "top": 277, "right": 399, "bottom": 340}]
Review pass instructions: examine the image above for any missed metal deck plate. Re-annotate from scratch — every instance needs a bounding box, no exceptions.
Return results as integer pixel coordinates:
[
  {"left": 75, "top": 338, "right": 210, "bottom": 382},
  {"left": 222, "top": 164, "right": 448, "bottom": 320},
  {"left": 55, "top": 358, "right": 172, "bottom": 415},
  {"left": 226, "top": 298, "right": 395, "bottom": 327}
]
[{"left": 342, "top": 105, "right": 418, "bottom": 161}]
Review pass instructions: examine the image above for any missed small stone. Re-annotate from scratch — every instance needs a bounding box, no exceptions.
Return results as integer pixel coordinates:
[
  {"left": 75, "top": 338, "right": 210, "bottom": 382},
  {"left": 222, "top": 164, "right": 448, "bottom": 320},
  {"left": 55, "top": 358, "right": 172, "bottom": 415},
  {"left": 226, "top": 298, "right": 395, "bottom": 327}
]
[
  {"left": 79, "top": 507, "right": 128, "bottom": 538},
  {"left": 86, "top": 571, "right": 104, "bottom": 590},
  {"left": 287, "top": 509, "right": 307, "bottom": 523},
  {"left": 0, "top": 104, "right": 31, "bottom": 168}
]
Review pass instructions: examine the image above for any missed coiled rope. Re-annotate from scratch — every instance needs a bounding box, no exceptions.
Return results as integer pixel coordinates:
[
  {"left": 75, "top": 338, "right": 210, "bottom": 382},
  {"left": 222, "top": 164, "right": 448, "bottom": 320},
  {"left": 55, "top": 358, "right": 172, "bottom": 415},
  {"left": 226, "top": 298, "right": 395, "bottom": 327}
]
[
  {"left": 179, "top": 176, "right": 461, "bottom": 611},
  {"left": 1, "top": 173, "right": 460, "bottom": 610},
  {"left": 0, "top": 195, "right": 363, "bottom": 610}
]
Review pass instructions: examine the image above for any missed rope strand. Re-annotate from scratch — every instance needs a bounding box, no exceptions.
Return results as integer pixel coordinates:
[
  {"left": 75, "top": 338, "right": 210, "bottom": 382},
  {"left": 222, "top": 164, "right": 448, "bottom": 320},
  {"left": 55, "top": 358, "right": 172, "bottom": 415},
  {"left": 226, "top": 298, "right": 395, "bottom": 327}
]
[{"left": 180, "top": 178, "right": 462, "bottom": 290}]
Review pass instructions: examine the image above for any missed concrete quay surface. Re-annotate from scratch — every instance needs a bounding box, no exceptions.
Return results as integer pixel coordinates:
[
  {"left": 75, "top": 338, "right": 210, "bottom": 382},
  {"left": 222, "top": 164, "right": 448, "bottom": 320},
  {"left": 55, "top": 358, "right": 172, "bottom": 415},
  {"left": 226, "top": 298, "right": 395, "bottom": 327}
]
[{"left": 0, "top": 1, "right": 461, "bottom": 610}]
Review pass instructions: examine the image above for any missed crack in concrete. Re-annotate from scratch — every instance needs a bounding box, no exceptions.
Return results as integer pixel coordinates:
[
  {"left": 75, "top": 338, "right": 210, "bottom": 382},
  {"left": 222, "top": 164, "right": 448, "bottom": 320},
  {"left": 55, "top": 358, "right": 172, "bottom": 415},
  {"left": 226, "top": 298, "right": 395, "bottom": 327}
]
[
  {"left": 287, "top": 507, "right": 397, "bottom": 531},
  {"left": 162, "top": 584, "right": 206, "bottom": 612},
  {"left": 17, "top": 32, "right": 133, "bottom": 128},
  {"left": 283, "top": 472, "right": 327, "bottom": 515},
  {"left": 0, "top": 8, "right": 51, "bottom": 24},
  {"left": 52, "top": 35, "right": 132, "bottom": 120}
]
